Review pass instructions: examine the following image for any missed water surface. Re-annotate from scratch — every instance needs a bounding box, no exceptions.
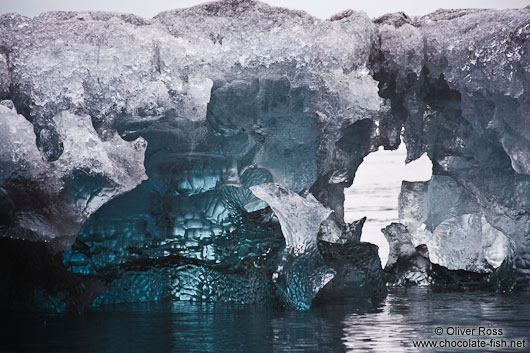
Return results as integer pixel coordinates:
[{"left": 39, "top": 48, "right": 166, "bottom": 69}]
[{"left": 3, "top": 288, "right": 529, "bottom": 352}]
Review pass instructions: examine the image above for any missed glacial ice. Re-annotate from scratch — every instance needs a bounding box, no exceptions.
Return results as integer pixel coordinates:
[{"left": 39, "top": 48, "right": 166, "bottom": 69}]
[
  {"left": 381, "top": 222, "right": 512, "bottom": 290},
  {"left": 0, "top": 1, "right": 529, "bottom": 310},
  {"left": 399, "top": 176, "right": 510, "bottom": 273},
  {"left": 250, "top": 183, "right": 335, "bottom": 309},
  {"left": 382, "top": 223, "right": 432, "bottom": 286},
  {"left": 0, "top": 105, "right": 146, "bottom": 249},
  {"left": 250, "top": 183, "right": 332, "bottom": 253}
]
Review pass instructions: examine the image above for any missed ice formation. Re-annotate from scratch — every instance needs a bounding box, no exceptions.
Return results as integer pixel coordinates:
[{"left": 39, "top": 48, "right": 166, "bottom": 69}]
[
  {"left": 250, "top": 183, "right": 335, "bottom": 309},
  {"left": 399, "top": 177, "right": 510, "bottom": 273},
  {"left": 0, "top": 0, "right": 529, "bottom": 310},
  {"left": 382, "top": 223, "right": 432, "bottom": 286},
  {"left": 0, "top": 105, "right": 146, "bottom": 249}
]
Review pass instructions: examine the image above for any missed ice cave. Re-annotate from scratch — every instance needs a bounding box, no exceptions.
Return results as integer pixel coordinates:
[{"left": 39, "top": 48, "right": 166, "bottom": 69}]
[{"left": 0, "top": 0, "right": 529, "bottom": 325}]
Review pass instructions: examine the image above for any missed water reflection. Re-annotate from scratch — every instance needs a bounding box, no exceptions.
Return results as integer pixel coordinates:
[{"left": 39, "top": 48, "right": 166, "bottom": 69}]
[
  {"left": 2, "top": 288, "right": 529, "bottom": 353},
  {"left": 343, "top": 289, "right": 530, "bottom": 353}
]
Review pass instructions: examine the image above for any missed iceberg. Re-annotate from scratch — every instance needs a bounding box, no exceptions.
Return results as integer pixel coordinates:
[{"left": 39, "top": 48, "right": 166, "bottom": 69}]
[{"left": 0, "top": 1, "right": 529, "bottom": 310}]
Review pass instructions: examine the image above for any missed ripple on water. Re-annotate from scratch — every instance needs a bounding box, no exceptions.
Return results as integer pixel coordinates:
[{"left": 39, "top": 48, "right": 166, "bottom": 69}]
[{"left": 3, "top": 288, "right": 529, "bottom": 353}]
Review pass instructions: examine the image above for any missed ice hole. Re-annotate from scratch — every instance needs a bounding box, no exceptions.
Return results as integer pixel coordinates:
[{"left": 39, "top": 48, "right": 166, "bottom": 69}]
[{"left": 344, "top": 143, "right": 432, "bottom": 266}]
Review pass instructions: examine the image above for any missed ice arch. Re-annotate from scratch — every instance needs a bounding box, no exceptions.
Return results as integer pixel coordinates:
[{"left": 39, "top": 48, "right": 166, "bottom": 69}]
[
  {"left": 345, "top": 144, "right": 432, "bottom": 265},
  {"left": 0, "top": 1, "right": 529, "bottom": 311}
]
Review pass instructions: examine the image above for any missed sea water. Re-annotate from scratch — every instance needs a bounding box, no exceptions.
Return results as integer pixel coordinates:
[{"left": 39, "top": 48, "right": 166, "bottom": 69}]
[{"left": 3, "top": 288, "right": 529, "bottom": 352}]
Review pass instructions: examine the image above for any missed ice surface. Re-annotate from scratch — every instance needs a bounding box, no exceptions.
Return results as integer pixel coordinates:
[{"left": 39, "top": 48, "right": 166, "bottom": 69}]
[
  {"left": 381, "top": 222, "right": 513, "bottom": 290},
  {"left": 250, "top": 183, "right": 332, "bottom": 253},
  {"left": 0, "top": 105, "right": 146, "bottom": 250},
  {"left": 0, "top": 1, "right": 529, "bottom": 310},
  {"left": 399, "top": 176, "right": 510, "bottom": 273},
  {"left": 250, "top": 183, "right": 335, "bottom": 309},
  {"left": 382, "top": 223, "right": 432, "bottom": 286},
  {"left": 318, "top": 239, "right": 387, "bottom": 299}
]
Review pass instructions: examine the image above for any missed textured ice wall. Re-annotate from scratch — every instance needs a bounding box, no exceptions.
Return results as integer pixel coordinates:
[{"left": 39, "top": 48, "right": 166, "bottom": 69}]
[
  {"left": 373, "top": 8, "right": 530, "bottom": 287},
  {"left": 0, "top": 1, "right": 529, "bottom": 310},
  {"left": 399, "top": 177, "right": 510, "bottom": 273},
  {"left": 0, "top": 105, "right": 146, "bottom": 249}
]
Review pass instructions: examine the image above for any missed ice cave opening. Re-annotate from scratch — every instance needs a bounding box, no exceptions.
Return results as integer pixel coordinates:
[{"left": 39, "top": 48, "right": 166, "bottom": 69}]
[{"left": 345, "top": 143, "right": 432, "bottom": 266}]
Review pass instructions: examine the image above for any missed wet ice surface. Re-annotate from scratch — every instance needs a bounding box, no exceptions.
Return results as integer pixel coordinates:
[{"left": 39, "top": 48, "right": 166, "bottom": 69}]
[
  {"left": 345, "top": 144, "right": 432, "bottom": 266},
  {"left": 3, "top": 288, "right": 529, "bottom": 353}
]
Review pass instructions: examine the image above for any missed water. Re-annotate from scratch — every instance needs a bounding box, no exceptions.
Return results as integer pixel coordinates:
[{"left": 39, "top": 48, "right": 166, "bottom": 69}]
[
  {"left": 345, "top": 144, "right": 432, "bottom": 266},
  {"left": 3, "top": 288, "right": 529, "bottom": 352}
]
